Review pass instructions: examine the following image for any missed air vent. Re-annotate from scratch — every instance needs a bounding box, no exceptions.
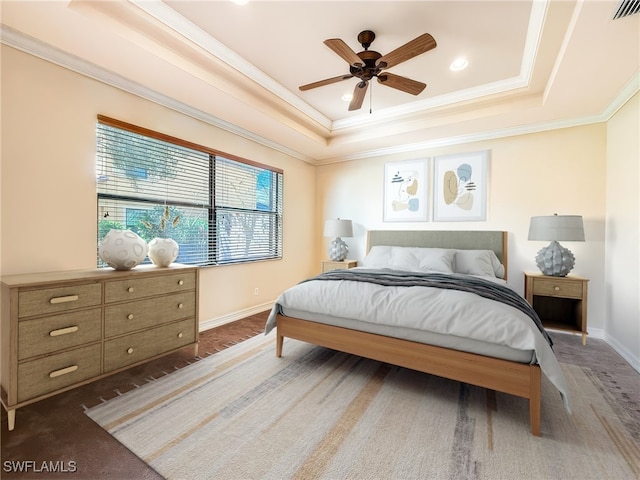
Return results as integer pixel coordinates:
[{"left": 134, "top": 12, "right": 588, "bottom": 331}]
[{"left": 613, "top": 0, "right": 640, "bottom": 19}]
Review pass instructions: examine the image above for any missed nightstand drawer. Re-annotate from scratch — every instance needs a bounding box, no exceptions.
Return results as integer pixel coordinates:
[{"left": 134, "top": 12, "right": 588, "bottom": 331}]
[
  {"left": 104, "top": 272, "right": 196, "bottom": 303},
  {"left": 104, "top": 292, "right": 196, "bottom": 337},
  {"left": 322, "top": 260, "right": 358, "bottom": 272},
  {"left": 17, "top": 343, "right": 102, "bottom": 402},
  {"left": 18, "top": 308, "right": 102, "bottom": 360},
  {"left": 18, "top": 283, "right": 102, "bottom": 318},
  {"left": 104, "top": 318, "right": 196, "bottom": 372},
  {"left": 531, "top": 277, "right": 583, "bottom": 299}
]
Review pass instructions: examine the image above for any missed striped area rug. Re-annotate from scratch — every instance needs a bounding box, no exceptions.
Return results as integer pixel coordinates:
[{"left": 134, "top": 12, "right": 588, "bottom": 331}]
[{"left": 87, "top": 334, "right": 640, "bottom": 480}]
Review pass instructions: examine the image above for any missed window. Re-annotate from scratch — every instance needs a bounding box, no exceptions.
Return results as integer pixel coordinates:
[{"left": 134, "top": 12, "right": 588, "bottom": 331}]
[{"left": 96, "top": 116, "right": 283, "bottom": 267}]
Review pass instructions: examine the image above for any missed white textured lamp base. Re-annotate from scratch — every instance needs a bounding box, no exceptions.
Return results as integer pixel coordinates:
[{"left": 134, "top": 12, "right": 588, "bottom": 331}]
[
  {"left": 535, "top": 241, "right": 575, "bottom": 277},
  {"left": 328, "top": 237, "right": 349, "bottom": 262}
]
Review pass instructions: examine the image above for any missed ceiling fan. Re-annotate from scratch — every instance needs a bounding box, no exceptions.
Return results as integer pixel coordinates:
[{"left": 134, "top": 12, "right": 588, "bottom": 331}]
[{"left": 299, "top": 30, "right": 437, "bottom": 111}]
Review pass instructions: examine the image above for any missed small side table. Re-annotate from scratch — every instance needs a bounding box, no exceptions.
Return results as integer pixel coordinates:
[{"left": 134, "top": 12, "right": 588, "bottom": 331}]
[
  {"left": 524, "top": 272, "right": 589, "bottom": 345},
  {"left": 321, "top": 260, "right": 358, "bottom": 272}
]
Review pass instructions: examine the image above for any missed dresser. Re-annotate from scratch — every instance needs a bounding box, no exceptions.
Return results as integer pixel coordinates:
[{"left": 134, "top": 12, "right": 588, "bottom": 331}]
[
  {"left": 1, "top": 264, "right": 199, "bottom": 431},
  {"left": 524, "top": 272, "right": 588, "bottom": 344}
]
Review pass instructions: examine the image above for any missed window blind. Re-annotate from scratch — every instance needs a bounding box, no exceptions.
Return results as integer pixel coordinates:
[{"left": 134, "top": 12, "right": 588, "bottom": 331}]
[{"left": 96, "top": 117, "right": 283, "bottom": 266}]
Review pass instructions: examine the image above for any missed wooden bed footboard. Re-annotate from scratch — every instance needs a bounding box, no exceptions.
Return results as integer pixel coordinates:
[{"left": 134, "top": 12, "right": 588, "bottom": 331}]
[{"left": 276, "top": 314, "right": 541, "bottom": 436}]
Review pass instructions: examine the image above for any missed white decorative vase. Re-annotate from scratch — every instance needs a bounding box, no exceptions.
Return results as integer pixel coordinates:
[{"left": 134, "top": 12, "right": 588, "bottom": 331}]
[
  {"left": 148, "top": 238, "right": 179, "bottom": 267},
  {"left": 98, "top": 228, "right": 149, "bottom": 270},
  {"left": 99, "top": 229, "right": 148, "bottom": 271}
]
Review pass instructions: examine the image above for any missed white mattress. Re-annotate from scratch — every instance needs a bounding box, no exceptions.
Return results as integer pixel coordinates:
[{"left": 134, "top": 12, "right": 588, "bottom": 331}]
[{"left": 280, "top": 306, "right": 536, "bottom": 363}]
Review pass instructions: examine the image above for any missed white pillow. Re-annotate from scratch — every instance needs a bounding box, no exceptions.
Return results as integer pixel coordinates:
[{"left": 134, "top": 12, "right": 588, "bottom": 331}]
[
  {"left": 359, "top": 245, "right": 393, "bottom": 269},
  {"left": 361, "top": 246, "right": 455, "bottom": 273},
  {"left": 454, "top": 249, "right": 505, "bottom": 278}
]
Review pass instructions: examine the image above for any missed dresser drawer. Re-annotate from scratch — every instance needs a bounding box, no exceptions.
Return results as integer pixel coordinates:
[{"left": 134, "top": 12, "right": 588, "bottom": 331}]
[
  {"left": 18, "top": 283, "right": 102, "bottom": 318},
  {"left": 531, "top": 277, "right": 583, "bottom": 299},
  {"left": 104, "top": 318, "right": 196, "bottom": 372},
  {"left": 104, "top": 271, "right": 196, "bottom": 303},
  {"left": 18, "top": 308, "right": 102, "bottom": 360},
  {"left": 104, "top": 292, "right": 196, "bottom": 337},
  {"left": 17, "top": 343, "right": 101, "bottom": 402}
]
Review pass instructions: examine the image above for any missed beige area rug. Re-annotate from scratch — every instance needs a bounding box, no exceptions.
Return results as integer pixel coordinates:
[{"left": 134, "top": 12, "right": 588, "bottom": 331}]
[{"left": 87, "top": 334, "right": 640, "bottom": 480}]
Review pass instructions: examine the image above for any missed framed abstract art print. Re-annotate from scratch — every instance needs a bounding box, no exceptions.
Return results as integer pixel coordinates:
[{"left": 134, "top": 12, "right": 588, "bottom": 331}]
[
  {"left": 383, "top": 159, "right": 429, "bottom": 222},
  {"left": 433, "top": 150, "right": 488, "bottom": 222}
]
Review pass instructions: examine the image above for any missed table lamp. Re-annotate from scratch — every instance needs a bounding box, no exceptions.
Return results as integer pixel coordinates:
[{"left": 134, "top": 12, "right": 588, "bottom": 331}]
[
  {"left": 528, "top": 214, "right": 585, "bottom": 276},
  {"left": 324, "top": 218, "right": 353, "bottom": 261}
]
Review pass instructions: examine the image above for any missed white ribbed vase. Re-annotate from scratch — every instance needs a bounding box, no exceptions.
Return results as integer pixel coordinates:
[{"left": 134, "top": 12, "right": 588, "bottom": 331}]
[
  {"left": 148, "top": 238, "right": 179, "bottom": 267},
  {"left": 99, "top": 229, "right": 148, "bottom": 271}
]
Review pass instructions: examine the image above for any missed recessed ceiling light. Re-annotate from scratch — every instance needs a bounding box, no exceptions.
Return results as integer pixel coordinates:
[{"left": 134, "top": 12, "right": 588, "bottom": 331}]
[
  {"left": 341, "top": 93, "right": 353, "bottom": 102},
  {"left": 450, "top": 57, "right": 469, "bottom": 71},
  {"left": 231, "top": 0, "right": 249, "bottom": 5}
]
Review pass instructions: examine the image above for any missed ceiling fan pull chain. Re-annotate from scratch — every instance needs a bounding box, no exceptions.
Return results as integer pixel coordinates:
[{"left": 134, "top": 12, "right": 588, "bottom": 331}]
[{"left": 370, "top": 82, "right": 373, "bottom": 114}]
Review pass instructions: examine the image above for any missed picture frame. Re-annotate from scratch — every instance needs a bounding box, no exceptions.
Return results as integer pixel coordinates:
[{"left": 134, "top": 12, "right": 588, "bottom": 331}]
[
  {"left": 433, "top": 150, "right": 488, "bottom": 222},
  {"left": 383, "top": 159, "right": 429, "bottom": 222}
]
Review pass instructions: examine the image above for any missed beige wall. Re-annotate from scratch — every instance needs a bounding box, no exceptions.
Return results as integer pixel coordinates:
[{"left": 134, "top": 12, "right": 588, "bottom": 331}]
[
  {"left": 605, "top": 92, "right": 640, "bottom": 368},
  {"left": 2, "top": 44, "right": 636, "bottom": 367},
  {"left": 0, "top": 46, "right": 317, "bottom": 324},
  {"left": 316, "top": 124, "right": 607, "bottom": 332}
]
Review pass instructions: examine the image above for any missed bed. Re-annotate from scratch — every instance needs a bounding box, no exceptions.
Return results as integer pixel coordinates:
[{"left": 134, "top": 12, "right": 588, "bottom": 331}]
[{"left": 265, "top": 230, "right": 570, "bottom": 436}]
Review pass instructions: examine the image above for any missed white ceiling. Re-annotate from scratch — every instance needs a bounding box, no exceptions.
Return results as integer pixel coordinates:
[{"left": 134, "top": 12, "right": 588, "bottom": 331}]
[{"left": 1, "top": 0, "right": 638, "bottom": 164}]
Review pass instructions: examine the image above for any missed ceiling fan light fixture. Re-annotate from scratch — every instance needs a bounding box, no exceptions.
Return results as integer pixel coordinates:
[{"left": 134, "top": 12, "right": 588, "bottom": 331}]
[
  {"left": 341, "top": 93, "right": 353, "bottom": 102},
  {"left": 450, "top": 57, "right": 469, "bottom": 71}
]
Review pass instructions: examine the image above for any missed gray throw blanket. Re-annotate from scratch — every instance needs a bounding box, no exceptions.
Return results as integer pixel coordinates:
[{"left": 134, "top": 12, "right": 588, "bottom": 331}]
[{"left": 303, "top": 269, "right": 553, "bottom": 347}]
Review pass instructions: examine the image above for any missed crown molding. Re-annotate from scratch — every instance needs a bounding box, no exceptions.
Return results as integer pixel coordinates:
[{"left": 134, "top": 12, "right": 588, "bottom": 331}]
[
  {"left": 316, "top": 74, "right": 640, "bottom": 165},
  {"left": 0, "top": 25, "right": 316, "bottom": 165},
  {"left": 129, "top": 0, "right": 333, "bottom": 131},
  {"left": 2, "top": 24, "right": 637, "bottom": 167}
]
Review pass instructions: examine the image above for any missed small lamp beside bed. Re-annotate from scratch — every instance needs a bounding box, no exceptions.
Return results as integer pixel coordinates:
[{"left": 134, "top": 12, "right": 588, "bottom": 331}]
[
  {"left": 324, "top": 218, "right": 353, "bottom": 261},
  {"left": 528, "top": 214, "right": 585, "bottom": 276}
]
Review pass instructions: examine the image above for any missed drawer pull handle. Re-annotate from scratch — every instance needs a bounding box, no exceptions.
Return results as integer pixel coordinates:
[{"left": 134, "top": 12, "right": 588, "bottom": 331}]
[
  {"left": 177, "top": 332, "right": 183, "bottom": 338},
  {"left": 127, "top": 314, "right": 134, "bottom": 320},
  {"left": 554, "top": 286, "right": 560, "bottom": 291},
  {"left": 50, "top": 295, "right": 79, "bottom": 305},
  {"left": 178, "top": 280, "right": 184, "bottom": 286},
  {"left": 49, "top": 365, "right": 78, "bottom": 378},
  {"left": 49, "top": 326, "right": 79, "bottom": 337},
  {"left": 127, "top": 347, "right": 134, "bottom": 354},
  {"left": 178, "top": 303, "right": 184, "bottom": 309},
  {"left": 127, "top": 287, "right": 134, "bottom": 293}
]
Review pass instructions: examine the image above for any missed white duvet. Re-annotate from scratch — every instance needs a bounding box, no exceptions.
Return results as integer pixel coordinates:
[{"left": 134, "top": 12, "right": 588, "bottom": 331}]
[{"left": 265, "top": 270, "right": 571, "bottom": 412}]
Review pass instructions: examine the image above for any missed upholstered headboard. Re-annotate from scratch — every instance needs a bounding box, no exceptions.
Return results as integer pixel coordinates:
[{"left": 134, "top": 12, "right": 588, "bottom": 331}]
[{"left": 367, "top": 230, "right": 508, "bottom": 279}]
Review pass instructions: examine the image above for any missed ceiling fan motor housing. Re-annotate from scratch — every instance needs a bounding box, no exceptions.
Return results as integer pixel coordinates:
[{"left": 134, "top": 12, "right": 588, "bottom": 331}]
[{"left": 350, "top": 50, "right": 383, "bottom": 81}]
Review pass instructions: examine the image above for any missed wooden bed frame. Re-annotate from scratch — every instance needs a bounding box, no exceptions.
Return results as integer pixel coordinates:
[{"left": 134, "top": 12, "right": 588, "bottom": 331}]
[{"left": 275, "top": 230, "right": 543, "bottom": 436}]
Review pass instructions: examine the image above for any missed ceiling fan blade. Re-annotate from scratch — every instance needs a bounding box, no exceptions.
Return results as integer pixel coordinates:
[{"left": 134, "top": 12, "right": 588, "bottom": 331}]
[
  {"left": 348, "top": 82, "right": 368, "bottom": 111},
  {"left": 324, "top": 38, "right": 364, "bottom": 67},
  {"left": 377, "top": 73, "right": 426, "bottom": 95},
  {"left": 376, "top": 33, "right": 437, "bottom": 69},
  {"left": 299, "top": 74, "right": 354, "bottom": 91}
]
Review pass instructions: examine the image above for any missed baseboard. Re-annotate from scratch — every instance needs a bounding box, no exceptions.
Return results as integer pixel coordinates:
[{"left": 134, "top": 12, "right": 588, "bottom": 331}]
[
  {"left": 603, "top": 332, "right": 640, "bottom": 374},
  {"left": 199, "top": 301, "right": 274, "bottom": 332},
  {"left": 574, "top": 327, "right": 639, "bottom": 374},
  {"left": 588, "top": 326, "right": 605, "bottom": 340}
]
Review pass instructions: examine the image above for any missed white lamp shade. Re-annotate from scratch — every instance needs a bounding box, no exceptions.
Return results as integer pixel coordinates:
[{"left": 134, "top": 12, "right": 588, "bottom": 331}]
[
  {"left": 528, "top": 215, "right": 585, "bottom": 242},
  {"left": 324, "top": 219, "right": 353, "bottom": 238}
]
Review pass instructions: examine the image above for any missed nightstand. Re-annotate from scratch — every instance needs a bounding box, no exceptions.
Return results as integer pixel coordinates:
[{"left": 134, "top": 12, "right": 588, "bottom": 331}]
[
  {"left": 321, "top": 260, "right": 358, "bottom": 272},
  {"left": 524, "top": 272, "right": 589, "bottom": 345}
]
